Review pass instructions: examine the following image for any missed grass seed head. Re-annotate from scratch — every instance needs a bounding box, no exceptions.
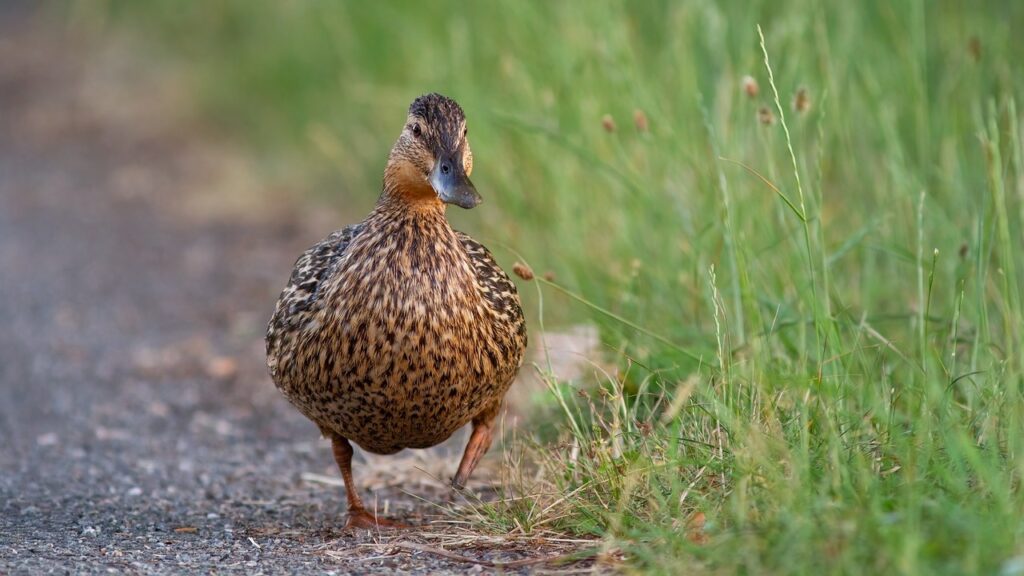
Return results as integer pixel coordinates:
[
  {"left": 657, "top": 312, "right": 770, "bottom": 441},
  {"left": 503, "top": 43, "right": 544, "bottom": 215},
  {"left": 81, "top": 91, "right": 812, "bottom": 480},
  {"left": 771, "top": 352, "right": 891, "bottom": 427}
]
[
  {"left": 512, "top": 261, "right": 535, "bottom": 280},
  {"left": 793, "top": 86, "right": 811, "bottom": 114},
  {"left": 968, "top": 36, "right": 982, "bottom": 62},
  {"left": 742, "top": 75, "right": 759, "bottom": 98},
  {"left": 601, "top": 114, "right": 616, "bottom": 133},
  {"left": 758, "top": 105, "right": 775, "bottom": 126},
  {"left": 633, "top": 109, "right": 649, "bottom": 132}
]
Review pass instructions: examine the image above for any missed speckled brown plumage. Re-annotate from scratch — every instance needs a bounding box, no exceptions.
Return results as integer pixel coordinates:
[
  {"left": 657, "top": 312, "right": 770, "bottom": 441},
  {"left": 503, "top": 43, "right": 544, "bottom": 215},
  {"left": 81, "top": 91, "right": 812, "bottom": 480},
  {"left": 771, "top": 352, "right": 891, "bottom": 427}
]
[{"left": 265, "top": 93, "right": 526, "bottom": 528}]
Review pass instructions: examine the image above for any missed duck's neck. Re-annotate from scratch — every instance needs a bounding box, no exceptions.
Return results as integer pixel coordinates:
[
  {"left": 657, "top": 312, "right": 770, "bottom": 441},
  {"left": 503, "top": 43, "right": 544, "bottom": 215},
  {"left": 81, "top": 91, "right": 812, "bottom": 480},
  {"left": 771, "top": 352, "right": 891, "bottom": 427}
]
[
  {"left": 371, "top": 180, "right": 452, "bottom": 235},
  {"left": 354, "top": 178, "right": 478, "bottom": 302},
  {"left": 376, "top": 159, "right": 447, "bottom": 212}
]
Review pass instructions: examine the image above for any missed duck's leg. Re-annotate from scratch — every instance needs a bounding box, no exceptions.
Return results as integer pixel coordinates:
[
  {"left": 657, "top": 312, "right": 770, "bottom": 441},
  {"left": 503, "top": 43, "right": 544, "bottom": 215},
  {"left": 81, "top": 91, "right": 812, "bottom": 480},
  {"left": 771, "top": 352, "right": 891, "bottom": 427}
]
[
  {"left": 330, "top": 435, "right": 408, "bottom": 529},
  {"left": 452, "top": 401, "right": 501, "bottom": 489}
]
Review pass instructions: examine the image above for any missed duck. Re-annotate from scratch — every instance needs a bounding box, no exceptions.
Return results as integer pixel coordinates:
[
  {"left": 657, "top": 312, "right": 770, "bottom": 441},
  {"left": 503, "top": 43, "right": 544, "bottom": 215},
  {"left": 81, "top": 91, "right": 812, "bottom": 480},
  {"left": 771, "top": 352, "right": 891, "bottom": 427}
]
[{"left": 266, "top": 93, "right": 527, "bottom": 529}]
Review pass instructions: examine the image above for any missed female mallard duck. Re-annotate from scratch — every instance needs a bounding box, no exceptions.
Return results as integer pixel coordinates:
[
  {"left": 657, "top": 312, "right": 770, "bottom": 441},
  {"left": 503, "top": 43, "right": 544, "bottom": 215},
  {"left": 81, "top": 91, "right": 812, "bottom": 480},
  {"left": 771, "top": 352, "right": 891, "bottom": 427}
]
[{"left": 266, "top": 93, "right": 527, "bottom": 529}]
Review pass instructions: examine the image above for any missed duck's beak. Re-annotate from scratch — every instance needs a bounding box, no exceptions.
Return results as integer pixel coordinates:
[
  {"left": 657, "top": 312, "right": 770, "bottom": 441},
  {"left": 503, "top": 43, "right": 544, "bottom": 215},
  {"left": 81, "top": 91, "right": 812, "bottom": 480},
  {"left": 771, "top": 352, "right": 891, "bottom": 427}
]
[{"left": 429, "top": 155, "right": 481, "bottom": 209}]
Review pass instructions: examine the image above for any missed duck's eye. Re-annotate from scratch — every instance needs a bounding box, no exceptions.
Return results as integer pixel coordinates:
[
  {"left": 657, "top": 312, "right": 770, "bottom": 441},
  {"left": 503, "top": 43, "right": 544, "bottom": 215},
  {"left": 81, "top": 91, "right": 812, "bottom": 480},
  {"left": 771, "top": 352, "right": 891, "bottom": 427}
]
[{"left": 411, "top": 123, "right": 422, "bottom": 137}]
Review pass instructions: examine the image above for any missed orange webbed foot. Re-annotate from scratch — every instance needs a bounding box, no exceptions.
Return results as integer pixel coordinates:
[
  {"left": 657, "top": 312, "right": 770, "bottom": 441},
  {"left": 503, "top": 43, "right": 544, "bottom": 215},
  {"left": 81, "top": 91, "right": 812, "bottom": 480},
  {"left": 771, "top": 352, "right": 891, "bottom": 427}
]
[{"left": 344, "top": 508, "right": 411, "bottom": 531}]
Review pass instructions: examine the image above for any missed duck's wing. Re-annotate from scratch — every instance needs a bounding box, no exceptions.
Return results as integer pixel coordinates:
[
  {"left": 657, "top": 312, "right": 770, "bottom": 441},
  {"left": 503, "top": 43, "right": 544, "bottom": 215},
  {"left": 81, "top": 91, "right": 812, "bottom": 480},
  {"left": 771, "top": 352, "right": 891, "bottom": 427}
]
[
  {"left": 455, "top": 231, "right": 528, "bottom": 347},
  {"left": 266, "top": 224, "right": 363, "bottom": 374}
]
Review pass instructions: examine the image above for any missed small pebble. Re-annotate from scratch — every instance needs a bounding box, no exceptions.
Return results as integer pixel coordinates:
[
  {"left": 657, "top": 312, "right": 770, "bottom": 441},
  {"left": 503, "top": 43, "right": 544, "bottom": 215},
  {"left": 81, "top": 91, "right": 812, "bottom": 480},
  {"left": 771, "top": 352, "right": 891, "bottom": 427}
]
[{"left": 36, "top": 432, "right": 59, "bottom": 447}]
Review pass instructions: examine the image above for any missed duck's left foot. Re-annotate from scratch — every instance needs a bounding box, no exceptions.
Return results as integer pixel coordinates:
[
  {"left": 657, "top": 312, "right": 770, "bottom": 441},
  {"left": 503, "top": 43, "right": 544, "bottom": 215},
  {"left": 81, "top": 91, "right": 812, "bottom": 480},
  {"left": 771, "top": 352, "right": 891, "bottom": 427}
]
[{"left": 345, "top": 508, "right": 411, "bottom": 531}]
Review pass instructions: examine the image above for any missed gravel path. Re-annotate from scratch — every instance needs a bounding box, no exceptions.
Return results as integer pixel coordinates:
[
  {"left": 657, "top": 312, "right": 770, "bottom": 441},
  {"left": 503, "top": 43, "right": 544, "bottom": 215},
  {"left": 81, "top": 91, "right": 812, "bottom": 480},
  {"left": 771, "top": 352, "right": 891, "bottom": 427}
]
[{"left": 0, "top": 7, "right": 601, "bottom": 574}]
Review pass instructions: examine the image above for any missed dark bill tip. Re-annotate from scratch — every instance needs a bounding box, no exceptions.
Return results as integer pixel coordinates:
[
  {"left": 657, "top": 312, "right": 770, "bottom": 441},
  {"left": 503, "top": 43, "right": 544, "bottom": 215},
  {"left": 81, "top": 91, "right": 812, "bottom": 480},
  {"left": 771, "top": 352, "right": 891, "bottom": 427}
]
[{"left": 430, "top": 162, "right": 482, "bottom": 209}]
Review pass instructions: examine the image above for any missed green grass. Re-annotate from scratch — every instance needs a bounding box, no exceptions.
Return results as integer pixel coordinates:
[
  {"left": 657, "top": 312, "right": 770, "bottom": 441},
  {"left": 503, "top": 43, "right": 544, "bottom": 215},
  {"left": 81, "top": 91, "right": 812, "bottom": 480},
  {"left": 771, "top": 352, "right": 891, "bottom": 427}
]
[{"left": 86, "top": 0, "right": 1024, "bottom": 573}]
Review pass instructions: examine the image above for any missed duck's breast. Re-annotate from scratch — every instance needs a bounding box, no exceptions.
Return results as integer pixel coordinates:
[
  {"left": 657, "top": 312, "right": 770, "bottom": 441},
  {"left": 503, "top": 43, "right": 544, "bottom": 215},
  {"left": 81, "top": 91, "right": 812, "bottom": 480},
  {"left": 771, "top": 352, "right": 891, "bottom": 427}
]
[{"left": 301, "top": 222, "right": 509, "bottom": 451}]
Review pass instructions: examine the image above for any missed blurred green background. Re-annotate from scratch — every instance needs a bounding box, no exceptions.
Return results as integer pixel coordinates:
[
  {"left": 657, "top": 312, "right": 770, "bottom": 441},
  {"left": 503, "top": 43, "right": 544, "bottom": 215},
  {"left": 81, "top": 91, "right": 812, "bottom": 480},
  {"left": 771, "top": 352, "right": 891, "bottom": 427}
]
[
  {"left": 82, "top": 1, "right": 1024, "bottom": 573},
  {"left": 90, "top": 1, "right": 1024, "bottom": 350}
]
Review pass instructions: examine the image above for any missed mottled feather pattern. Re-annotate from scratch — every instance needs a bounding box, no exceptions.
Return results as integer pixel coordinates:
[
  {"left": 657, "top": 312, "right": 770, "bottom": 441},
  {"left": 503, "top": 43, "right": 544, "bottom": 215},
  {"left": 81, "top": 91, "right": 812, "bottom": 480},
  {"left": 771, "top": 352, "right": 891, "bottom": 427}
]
[
  {"left": 266, "top": 202, "right": 526, "bottom": 455},
  {"left": 265, "top": 224, "right": 362, "bottom": 383},
  {"left": 456, "top": 231, "right": 528, "bottom": 351}
]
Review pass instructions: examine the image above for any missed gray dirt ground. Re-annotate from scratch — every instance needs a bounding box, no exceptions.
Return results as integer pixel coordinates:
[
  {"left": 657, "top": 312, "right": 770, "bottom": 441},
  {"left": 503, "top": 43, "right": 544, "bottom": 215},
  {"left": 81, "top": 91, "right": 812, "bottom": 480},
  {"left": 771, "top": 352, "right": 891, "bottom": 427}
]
[{"left": 0, "top": 6, "right": 603, "bottom": 575}]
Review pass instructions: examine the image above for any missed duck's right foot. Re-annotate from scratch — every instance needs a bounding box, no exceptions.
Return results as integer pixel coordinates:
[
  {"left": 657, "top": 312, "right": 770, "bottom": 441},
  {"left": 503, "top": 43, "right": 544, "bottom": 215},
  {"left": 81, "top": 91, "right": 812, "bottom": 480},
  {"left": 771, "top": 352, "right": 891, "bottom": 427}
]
[{"left": 345, "top": 508, "right": 410, "bottom": 531}]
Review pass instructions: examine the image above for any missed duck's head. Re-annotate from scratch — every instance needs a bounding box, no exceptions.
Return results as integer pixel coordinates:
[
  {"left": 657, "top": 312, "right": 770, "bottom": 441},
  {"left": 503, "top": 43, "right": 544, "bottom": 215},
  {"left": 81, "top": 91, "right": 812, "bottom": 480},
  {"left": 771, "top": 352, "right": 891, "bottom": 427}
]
[{"left": 384, "top": 93, "right": 480, "bottom": 209}]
